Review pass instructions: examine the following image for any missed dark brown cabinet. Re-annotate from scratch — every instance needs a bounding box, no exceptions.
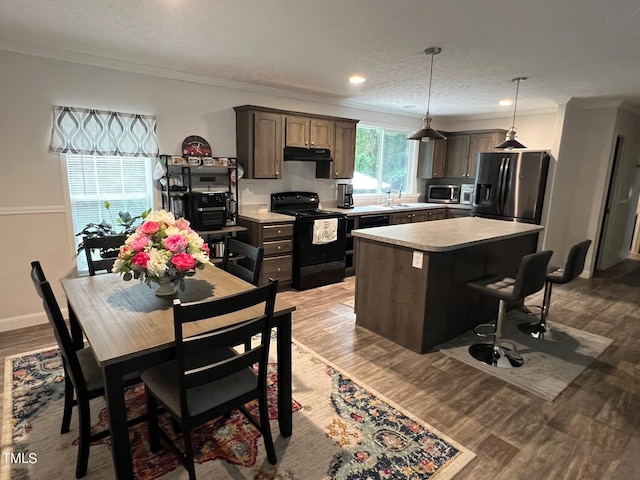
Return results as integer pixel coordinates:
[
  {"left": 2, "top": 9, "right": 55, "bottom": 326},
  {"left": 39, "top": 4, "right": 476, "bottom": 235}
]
[
  {"left": 389, "top": 208, "right": 446, "bottom": 224},
  {"left": 235, "top": 105, "right": 358, "bottom": 180},
  {"left": 285, "top": 116, "right": 333, "bottom": 149},
  {"left": 444, "top": 129, "right": 506, "bottom": 179},
  {"left": 417, "top": 139, "right": 447, "bottom": 178},
  {"left": 238, "top": 219, "right": 294, "bottom": 290},
  {"left": 235, "top": 107, "right": 283, "bottom": 179},
  {"left": 317, "top": 121, "right": 357, "bottom": 179}
]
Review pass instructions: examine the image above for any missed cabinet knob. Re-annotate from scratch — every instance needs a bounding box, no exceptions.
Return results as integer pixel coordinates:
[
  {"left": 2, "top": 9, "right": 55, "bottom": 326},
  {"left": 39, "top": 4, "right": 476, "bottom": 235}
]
[
  {"left": 310, "top": 142, "right": 314, "bottom": 146},
  {"left": 305, "top": 141, "right": 309, "bottom": 146},
  {"left": 277, "top": 245, "right": 282, "bottom": 250},
  {"left": 277, "top": 267, "right": 281, "bottom": 272},
  {"left": 276, "top": 171, "right": 280, "bottom": 177},
  {"left": 335, "top": 171, "right": 339, "bottom": 177},
  {"left": 428, "top": 212, "right": 432, "bottom": 216}
]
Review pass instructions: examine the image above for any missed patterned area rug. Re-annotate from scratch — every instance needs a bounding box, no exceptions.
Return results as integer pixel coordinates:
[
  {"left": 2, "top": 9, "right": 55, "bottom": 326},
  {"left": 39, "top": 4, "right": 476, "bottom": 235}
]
[
  {"left": 437, "top": 309, "right": 613, "bottom": 401},
  {"left": 2, "top": 341, "right": 474, "bottom": 479}
]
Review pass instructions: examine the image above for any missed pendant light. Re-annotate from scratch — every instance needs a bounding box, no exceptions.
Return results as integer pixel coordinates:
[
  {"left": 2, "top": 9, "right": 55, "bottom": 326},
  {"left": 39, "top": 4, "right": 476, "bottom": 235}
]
[
  {"left": 496, "top": 76, "right": 527, "bottom": 149},
  {"left": 408, "top": 47, "right": 446, "bottom": 141}
]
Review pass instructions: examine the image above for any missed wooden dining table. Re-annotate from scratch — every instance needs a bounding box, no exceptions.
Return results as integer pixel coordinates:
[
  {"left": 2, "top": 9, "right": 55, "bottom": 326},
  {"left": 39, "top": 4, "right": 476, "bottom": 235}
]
[{"left": 61, "top": 264, "right": 296, "bottom": 480}]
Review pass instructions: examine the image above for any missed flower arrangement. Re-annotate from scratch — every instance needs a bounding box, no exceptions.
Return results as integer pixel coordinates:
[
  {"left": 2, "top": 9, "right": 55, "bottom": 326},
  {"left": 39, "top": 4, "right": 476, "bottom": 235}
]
[{"left": 112, "top": 210, "right": 210, "bottom": 291}]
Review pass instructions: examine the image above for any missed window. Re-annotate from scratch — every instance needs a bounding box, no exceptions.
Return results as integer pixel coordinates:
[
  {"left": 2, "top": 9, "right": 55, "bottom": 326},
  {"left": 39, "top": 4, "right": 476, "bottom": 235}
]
[
  {"left": 353, "top": 125, "right": 415, "bottom": 195},
  {"left": 66, "top": 155, "right": 154, "bottom": 271}
]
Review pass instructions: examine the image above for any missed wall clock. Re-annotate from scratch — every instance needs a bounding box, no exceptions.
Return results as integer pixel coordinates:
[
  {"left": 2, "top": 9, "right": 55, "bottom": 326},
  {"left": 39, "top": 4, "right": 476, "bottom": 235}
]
[{"left": 182, "top": 135, "right": 212, "bottom": 157}]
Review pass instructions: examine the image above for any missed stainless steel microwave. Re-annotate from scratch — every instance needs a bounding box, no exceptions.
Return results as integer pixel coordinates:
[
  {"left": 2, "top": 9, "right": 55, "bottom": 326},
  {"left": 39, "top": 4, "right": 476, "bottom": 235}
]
[{"left": 427, "top": 184, "right": 460, "bottom": 203}]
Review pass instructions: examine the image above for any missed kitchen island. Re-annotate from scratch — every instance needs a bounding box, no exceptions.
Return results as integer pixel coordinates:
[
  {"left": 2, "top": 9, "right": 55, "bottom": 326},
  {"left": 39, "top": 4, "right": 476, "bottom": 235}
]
[{"left": 352, "top": 217, "right": 544, "bottom": 353}]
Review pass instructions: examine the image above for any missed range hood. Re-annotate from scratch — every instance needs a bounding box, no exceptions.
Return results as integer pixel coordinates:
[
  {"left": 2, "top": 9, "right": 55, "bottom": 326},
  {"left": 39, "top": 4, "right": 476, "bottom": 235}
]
[{"left": 283, "top": 146, "right": 332, "bottom": 161}]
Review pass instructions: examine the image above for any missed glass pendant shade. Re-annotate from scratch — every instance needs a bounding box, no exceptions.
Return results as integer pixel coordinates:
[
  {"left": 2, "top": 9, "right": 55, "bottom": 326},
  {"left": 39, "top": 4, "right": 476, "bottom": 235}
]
[
  {"left": 496, "top": 77, "right": 527, "bottom": 149},
  {"left": 408, "top": 47, "right": 446, "bottom": 141}
]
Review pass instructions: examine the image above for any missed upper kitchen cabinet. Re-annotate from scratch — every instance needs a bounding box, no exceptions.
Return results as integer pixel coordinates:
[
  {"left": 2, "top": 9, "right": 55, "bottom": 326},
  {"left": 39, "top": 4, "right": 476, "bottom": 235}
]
[
  {"left": 444, "top": 129, "right": 507, "bottom": 179},
  {"left": 235, "top": 106, "right": 283, "bottom": 179},
  {"left": 316, "top": 121, "right": 358, "bottom": 179},
  {"left": 417, "top": 138, "right": 447, "bottom": 178},
  {"left": 285, "top": 116, "right": 333, "bottom": 149}
]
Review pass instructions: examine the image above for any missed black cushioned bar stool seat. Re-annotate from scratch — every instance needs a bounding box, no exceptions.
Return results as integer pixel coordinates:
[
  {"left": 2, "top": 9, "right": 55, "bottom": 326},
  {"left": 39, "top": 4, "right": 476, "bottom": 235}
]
[
  {"left": 519, "top": 239, "right": 591, "bottom": 339},
  {"left": 467, "top": 250, "right": 553, "bottom": 368}
]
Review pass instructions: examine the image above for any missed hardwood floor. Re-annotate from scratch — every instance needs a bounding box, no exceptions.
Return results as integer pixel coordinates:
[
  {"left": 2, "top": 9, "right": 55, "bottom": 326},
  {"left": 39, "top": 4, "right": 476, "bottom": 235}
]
[{"left": 2, "top": 260, "right": 639, "bottom": 479}]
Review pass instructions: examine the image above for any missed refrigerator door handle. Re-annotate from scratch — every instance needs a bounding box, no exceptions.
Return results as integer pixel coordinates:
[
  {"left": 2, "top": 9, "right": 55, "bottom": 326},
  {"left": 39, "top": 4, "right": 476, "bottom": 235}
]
[
  {"left": 500, "top": 157, "right": 511, "bottom": 210},
  {"left": 497, "top": 157, "right": 507, "bottom": 213}
]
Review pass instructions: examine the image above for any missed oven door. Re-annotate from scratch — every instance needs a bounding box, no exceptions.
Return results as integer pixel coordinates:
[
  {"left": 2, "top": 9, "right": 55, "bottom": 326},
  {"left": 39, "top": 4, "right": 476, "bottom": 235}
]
[{"left": 295, "top": 216, "right": 347, "bottom": 267}]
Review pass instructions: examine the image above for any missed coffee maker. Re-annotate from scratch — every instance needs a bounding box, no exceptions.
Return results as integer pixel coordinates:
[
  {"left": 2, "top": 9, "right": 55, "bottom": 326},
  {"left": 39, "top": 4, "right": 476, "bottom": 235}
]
[{"left": 337, "top": 184, "right": 354, "bottom": 209}]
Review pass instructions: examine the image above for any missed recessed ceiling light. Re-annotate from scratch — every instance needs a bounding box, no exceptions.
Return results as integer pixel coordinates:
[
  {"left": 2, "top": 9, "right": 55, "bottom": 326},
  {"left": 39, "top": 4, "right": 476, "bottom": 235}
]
[
  {"left": 349, "top": 75, "right": 366, "bottom": 84},
  {"left": 499, "top": 99, "right": 513, "bottom": 106}
]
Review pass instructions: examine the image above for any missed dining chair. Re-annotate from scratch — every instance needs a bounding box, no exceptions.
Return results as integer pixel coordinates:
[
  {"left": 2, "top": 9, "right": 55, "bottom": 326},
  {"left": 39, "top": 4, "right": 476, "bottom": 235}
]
[
  {"left": 30, "top": 261, "right": 141, "bottom": 478},
  {"left": 221, "top": 236, "right": 264, "bottom": 286},
  {"left": 221, "top": 237, "right": 265, "bottom": 351},
  {"left": 82, "top": 234, "right": 127, "bottom": 276},
  {"left": 141, "top": 280, "right": 279, "bottom": 480}
]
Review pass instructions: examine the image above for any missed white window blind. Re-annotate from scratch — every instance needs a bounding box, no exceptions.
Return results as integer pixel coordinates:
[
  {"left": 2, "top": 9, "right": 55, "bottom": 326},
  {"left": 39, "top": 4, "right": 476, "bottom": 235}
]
[{"left": 67, "top": 155, "right": 154, "bottom": 271}]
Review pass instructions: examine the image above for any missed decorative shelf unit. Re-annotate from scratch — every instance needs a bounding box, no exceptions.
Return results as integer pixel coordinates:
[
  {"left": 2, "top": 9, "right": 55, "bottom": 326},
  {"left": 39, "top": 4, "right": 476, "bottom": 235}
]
[{"left": 159, "top": 155, "right": 244, "bottom": 257}]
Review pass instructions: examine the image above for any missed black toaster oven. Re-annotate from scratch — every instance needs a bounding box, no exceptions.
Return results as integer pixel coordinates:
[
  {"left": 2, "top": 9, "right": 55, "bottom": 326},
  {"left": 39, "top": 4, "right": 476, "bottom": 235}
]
[{"left": 188, "top": 192, "right": 227, "bottom": 230}]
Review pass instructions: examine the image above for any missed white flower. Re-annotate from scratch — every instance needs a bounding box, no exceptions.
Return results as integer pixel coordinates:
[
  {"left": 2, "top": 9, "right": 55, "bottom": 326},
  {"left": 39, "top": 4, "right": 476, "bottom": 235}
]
[
  {"left": 146, "top": 248, "right": 171, "bottom": 277},
  {"left": 192, "top": 251, "right": 210, "bottom": 264},
  {"left": 187, "top": 231, "right": 205, "bottom": 251},
  {"left": 164, "top": 226, "right": 181, "bottom": 237},
  {"left": 111, "top": 258, "right": 127, "bottom": 273},
  {"left": 145, "top": 209, "right": 176, "bottom": 225}
]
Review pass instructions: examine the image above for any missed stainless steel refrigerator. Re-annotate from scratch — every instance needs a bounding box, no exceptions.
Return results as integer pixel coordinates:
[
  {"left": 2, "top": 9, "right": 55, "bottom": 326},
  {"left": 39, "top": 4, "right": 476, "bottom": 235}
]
[{"left": 472, "top": 151, "right": 550, "bottom": 224}]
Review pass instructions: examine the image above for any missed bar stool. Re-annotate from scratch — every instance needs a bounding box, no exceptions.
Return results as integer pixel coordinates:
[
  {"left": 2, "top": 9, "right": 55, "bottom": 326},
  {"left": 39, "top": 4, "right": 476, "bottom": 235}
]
[
  {"left": 467, "top": 250, "right": 553, "bottom": 368},
  {"left": 519, "top": 239, "right": 591, "bottom": 339}
]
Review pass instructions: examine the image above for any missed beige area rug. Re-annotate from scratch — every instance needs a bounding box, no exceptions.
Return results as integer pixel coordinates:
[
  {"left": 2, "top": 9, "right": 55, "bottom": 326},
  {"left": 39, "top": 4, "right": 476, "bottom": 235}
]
[
  {"left": 437, "top": 309, "right": 613, "bottom": 401},
  {"left": 2, "top": 340, "right": 475, "bottom": 479}
]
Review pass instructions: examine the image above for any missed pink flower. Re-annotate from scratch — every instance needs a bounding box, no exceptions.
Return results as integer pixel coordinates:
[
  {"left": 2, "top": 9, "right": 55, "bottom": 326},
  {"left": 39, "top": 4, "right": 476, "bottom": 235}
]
[
  {"left": 171, "top": 252, "right": 196, "bottom": 271},
  {"left": 137, "top": 221, "right": 160, "bottom": 235},
  {"left": 131, "top": 251, "right": 150, "bottom": 269},
  {"left": 163, "top": 234, "right": 188, "bottom": 253},
  {"left": 175, "top": 218, "right": 190, "bottom": 230},
  {"left": 202, "top": 243, "right": 210, "bottom": 256},
  {"left": 129, "top": 234, "right": 151, "bottom": 252}
]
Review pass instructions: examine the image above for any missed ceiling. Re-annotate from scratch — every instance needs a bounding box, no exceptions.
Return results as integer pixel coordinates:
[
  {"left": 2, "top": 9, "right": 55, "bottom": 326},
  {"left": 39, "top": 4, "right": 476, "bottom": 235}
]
[{"left": 1, "top": 0, "right": 640, "bottom": 118}]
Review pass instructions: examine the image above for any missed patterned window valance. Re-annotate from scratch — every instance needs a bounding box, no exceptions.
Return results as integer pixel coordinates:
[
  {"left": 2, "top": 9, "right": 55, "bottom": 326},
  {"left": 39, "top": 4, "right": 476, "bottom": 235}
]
[{"left": 49, "top": 105, "right": 159, "bottom": 157}]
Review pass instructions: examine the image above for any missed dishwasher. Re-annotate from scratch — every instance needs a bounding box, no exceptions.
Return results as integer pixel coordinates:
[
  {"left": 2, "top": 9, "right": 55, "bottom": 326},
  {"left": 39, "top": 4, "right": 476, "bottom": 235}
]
[{"left": 357, "top": 214, "right": 390, "bottom": 229}]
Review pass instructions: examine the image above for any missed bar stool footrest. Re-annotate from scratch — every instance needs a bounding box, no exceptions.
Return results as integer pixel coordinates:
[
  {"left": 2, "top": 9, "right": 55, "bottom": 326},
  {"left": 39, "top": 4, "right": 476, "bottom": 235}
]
[
  {"left": 473, "top": 323, "right": 496, "bottom": 338},
  {"left": 469, "top": 342, "right": 524, "bottom": 368}
]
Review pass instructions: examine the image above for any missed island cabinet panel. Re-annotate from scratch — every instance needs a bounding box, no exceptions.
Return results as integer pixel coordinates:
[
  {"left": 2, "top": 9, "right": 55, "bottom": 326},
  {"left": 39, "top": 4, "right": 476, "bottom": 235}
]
[
  {"left": 354, "top": 231, "right": 539, "bottom": 353},
  {"left": 354, "top": 238, "right": 429, "bottom": 352}
]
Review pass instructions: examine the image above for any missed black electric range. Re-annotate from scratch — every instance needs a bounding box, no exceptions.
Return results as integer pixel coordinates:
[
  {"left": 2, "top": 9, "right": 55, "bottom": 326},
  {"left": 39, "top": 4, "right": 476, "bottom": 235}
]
[{"left": 271, "top": 192, "right": 347, "bottom": 290}]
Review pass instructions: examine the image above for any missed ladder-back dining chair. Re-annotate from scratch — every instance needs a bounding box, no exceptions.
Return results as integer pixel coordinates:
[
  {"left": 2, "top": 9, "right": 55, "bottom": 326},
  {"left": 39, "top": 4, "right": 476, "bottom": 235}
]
[
  {"left": 82, "top": 235, "right": 127, "bottom": 276},
  {"left": 29, "top": 261, "right": 141, "bottom": 478},
  {"left": 141, "top": 280, "right": 279, "bottom": 480}
]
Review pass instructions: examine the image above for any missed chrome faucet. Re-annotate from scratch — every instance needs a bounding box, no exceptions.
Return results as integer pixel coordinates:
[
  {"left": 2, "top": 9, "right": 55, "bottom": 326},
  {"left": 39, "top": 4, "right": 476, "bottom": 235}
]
[{"left": 385, "top": 183, "right": 402, "bottom": 205}]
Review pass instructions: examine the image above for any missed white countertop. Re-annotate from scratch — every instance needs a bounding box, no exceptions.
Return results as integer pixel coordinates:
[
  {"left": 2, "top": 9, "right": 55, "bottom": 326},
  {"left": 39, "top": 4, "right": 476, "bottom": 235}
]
[
  {"left": 352, "top": 217, "right": 544, "bottom": 252},
  {"left": 238, "top": 211, "right": 295, "bottom": 223}
]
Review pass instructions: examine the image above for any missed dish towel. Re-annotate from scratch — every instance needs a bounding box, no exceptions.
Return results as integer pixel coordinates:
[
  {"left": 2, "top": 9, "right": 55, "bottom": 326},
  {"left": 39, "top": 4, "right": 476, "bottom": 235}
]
[{"left": 312, "top": 218, "right": 338, "bottom": 245}]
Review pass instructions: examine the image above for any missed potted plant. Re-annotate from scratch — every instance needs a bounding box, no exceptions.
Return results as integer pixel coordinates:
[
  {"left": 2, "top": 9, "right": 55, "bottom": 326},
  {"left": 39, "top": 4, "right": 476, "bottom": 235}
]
[{"left": 76, "top": 201, "right": 151, "bottom": 258}]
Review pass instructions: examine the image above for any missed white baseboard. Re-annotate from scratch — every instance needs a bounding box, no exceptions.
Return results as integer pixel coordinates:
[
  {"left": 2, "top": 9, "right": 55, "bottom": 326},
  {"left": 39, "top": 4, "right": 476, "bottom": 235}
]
[{"left": 0, "top": 307, "right": 69, "bottom": 332}]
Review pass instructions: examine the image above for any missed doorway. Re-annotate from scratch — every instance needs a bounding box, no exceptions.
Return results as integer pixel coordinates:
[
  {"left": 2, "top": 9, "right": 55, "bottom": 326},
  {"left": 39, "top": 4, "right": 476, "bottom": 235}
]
[{"left": 595, "top": 135, "right": 640, "bottom": 270}]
